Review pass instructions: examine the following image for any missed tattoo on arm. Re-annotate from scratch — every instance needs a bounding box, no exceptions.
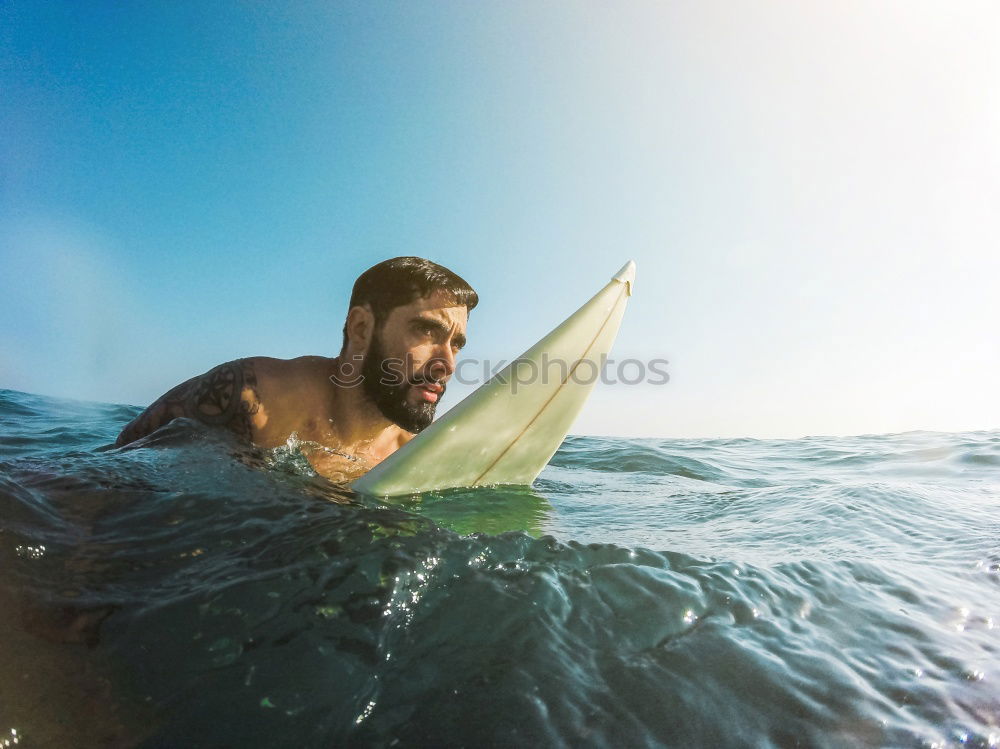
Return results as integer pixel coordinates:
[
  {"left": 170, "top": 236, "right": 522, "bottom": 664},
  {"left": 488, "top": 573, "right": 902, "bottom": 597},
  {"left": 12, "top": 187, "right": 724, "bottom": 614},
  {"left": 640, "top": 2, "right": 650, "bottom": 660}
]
[{"left": 115, "top": 359, "right": 261, "bottom": 447}]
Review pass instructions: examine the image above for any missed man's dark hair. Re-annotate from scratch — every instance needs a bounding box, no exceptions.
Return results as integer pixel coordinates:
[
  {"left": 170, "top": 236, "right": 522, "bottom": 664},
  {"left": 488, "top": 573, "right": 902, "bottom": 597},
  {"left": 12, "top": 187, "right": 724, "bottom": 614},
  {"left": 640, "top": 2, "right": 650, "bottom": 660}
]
[{"left": 341, "top": 257, "right": 478, "bottom": 351}]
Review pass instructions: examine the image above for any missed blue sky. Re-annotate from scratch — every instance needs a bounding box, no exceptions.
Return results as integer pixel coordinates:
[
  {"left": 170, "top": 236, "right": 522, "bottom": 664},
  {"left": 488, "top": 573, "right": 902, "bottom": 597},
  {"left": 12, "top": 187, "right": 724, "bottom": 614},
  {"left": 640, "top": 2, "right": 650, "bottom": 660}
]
[{"left": 2, "top": 1, "right": 998, "bottom": 438}]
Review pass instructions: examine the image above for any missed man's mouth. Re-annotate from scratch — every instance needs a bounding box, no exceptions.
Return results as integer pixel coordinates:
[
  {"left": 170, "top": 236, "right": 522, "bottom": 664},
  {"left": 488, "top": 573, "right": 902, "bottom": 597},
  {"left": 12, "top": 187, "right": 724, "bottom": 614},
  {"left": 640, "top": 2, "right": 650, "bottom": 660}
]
[{"left": 413, "top": 381, "right": 444, "bottom": 404}]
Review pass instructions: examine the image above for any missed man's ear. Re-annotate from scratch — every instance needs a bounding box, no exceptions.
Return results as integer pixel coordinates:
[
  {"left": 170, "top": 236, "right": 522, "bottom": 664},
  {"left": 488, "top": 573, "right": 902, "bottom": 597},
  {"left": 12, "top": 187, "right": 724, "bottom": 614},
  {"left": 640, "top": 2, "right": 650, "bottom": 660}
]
[{"left": 344, "top": 305, "right": 376, "bottom": 353}]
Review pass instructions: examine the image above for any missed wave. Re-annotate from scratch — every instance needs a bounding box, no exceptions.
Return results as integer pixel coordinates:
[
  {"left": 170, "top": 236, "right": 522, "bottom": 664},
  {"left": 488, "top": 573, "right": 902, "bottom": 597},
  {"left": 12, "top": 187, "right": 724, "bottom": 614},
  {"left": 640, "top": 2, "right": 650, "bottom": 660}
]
[{"left": 1, "top": 388, "right": 998, "bottom": 747}]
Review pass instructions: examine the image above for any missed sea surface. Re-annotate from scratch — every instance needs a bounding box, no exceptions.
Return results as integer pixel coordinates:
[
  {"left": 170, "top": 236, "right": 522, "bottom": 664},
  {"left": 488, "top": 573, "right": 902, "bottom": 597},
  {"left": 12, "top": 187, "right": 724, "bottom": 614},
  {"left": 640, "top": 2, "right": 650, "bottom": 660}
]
[{"left": 0, "top": 387, "right": 998, "bottom": 748}]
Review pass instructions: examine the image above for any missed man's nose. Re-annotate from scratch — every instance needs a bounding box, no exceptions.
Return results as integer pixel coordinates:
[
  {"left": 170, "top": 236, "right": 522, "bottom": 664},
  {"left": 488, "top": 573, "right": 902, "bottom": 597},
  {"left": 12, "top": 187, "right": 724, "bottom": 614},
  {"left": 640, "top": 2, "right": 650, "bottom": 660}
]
[{"left": 427, "top": 343, "right": 457, "bottom": 381}]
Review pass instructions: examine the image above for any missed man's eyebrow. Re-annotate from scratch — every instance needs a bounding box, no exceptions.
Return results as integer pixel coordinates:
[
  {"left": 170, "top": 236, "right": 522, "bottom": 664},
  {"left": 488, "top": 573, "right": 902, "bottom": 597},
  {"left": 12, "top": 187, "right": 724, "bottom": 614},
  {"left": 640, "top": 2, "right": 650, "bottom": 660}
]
[
  {"left": 412, "top": 316, "right": 466, "bottom": 348},
  {"left": 411, "top": 316, "right": 449, "bottom": 333}
]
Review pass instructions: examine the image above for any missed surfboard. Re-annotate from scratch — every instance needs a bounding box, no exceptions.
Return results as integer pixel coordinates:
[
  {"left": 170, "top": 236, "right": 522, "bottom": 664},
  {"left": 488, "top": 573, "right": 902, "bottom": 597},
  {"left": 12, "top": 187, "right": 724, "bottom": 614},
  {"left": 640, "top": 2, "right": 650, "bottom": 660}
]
[{"left": 351, "top": 260, "right": 636, "bottom": 497}]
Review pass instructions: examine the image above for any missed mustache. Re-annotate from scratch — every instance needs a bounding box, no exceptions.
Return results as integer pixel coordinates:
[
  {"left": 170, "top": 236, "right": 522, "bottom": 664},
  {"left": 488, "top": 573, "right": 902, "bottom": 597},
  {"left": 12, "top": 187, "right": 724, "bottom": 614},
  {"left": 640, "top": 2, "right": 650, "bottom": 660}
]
[{"left": 409, "top": 373, "right": 446, "bottom": 391}]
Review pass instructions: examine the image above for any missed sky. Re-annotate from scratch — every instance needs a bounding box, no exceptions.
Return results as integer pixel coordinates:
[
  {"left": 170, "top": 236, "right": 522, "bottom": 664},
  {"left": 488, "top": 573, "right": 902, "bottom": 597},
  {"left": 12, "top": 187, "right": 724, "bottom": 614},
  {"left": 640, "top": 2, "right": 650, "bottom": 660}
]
[{"left": 1, "top": 1, "right": 998, "bottom": 439}]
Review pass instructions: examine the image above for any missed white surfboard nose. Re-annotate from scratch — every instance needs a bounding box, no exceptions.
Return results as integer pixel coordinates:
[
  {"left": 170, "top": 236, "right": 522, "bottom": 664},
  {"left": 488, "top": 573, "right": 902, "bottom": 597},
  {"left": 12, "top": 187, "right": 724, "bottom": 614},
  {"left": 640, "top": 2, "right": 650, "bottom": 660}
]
[{"left": 612, "top": 260, "right": 636, "bottom": 294}]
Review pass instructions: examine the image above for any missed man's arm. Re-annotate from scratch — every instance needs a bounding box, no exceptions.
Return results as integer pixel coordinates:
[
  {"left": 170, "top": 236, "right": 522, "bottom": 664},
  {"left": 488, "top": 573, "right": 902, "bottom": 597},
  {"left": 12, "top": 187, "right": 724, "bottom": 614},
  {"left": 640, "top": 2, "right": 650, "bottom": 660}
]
[{"left": 115, "top": 359, "right": 261, "bottom": 447}]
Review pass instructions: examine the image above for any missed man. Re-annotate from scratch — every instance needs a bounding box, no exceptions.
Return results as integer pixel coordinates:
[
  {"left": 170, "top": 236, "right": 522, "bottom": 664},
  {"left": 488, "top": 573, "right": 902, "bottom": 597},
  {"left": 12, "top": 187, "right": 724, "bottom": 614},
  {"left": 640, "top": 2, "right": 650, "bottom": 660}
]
[{"left": 114, "top": 257, "right": 477, "bottom": 480}]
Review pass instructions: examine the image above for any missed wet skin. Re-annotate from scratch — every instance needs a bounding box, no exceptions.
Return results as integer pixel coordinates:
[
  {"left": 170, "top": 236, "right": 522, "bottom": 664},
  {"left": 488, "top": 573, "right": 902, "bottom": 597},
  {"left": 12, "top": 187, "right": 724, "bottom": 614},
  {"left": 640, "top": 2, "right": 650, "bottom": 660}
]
[{"left": 115, "top": 291, "right": 469, "bottom": 481}]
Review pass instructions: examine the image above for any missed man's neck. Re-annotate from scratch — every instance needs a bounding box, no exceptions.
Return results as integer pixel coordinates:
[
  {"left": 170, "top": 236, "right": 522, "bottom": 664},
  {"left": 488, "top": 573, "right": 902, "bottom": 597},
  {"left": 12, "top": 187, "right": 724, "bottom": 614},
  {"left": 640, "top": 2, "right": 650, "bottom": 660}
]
[{"left": 327, "top": 357, "right": 402, "bottom": 454}]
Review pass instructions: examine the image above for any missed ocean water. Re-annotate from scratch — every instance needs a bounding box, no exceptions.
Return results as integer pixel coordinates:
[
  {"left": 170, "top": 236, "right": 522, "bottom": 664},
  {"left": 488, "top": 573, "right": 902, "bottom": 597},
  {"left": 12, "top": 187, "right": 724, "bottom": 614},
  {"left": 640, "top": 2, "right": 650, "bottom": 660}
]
[{"left": 0, "top": 387, "right": 998, "bottom": 748}]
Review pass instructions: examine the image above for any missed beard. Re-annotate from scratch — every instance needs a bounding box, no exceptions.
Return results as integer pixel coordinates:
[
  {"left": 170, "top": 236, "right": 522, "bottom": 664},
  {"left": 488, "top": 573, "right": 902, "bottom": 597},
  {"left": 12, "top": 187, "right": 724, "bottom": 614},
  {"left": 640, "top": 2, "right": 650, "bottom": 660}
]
[{"left": 360, "top": 333, "right": 444, "bottom": 433}]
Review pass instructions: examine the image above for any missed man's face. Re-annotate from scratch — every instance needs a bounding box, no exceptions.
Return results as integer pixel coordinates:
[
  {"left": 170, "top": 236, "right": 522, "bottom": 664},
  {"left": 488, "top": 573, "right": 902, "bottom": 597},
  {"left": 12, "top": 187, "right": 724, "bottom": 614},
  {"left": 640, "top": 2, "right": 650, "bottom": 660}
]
[{"left": 360, "top": 290, "right": 469, "bottom": 433}]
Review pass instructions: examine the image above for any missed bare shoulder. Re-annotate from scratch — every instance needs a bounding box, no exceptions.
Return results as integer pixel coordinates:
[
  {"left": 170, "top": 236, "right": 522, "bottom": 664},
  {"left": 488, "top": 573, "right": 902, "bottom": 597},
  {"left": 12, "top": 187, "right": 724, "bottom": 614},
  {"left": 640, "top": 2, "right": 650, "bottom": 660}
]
[
  {"left": 249, "top": 355, "right": 331, "bottom": 381},
  {"left": 115, "top": 358, "right": 264, "bottom": 447}
]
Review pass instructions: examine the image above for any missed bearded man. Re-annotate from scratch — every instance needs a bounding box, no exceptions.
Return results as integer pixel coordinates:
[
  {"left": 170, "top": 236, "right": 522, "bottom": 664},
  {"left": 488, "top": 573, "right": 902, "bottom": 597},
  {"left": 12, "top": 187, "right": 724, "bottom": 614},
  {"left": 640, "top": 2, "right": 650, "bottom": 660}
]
[{"left": 114, "top": 257, "right": 476, "bottom": 480}]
